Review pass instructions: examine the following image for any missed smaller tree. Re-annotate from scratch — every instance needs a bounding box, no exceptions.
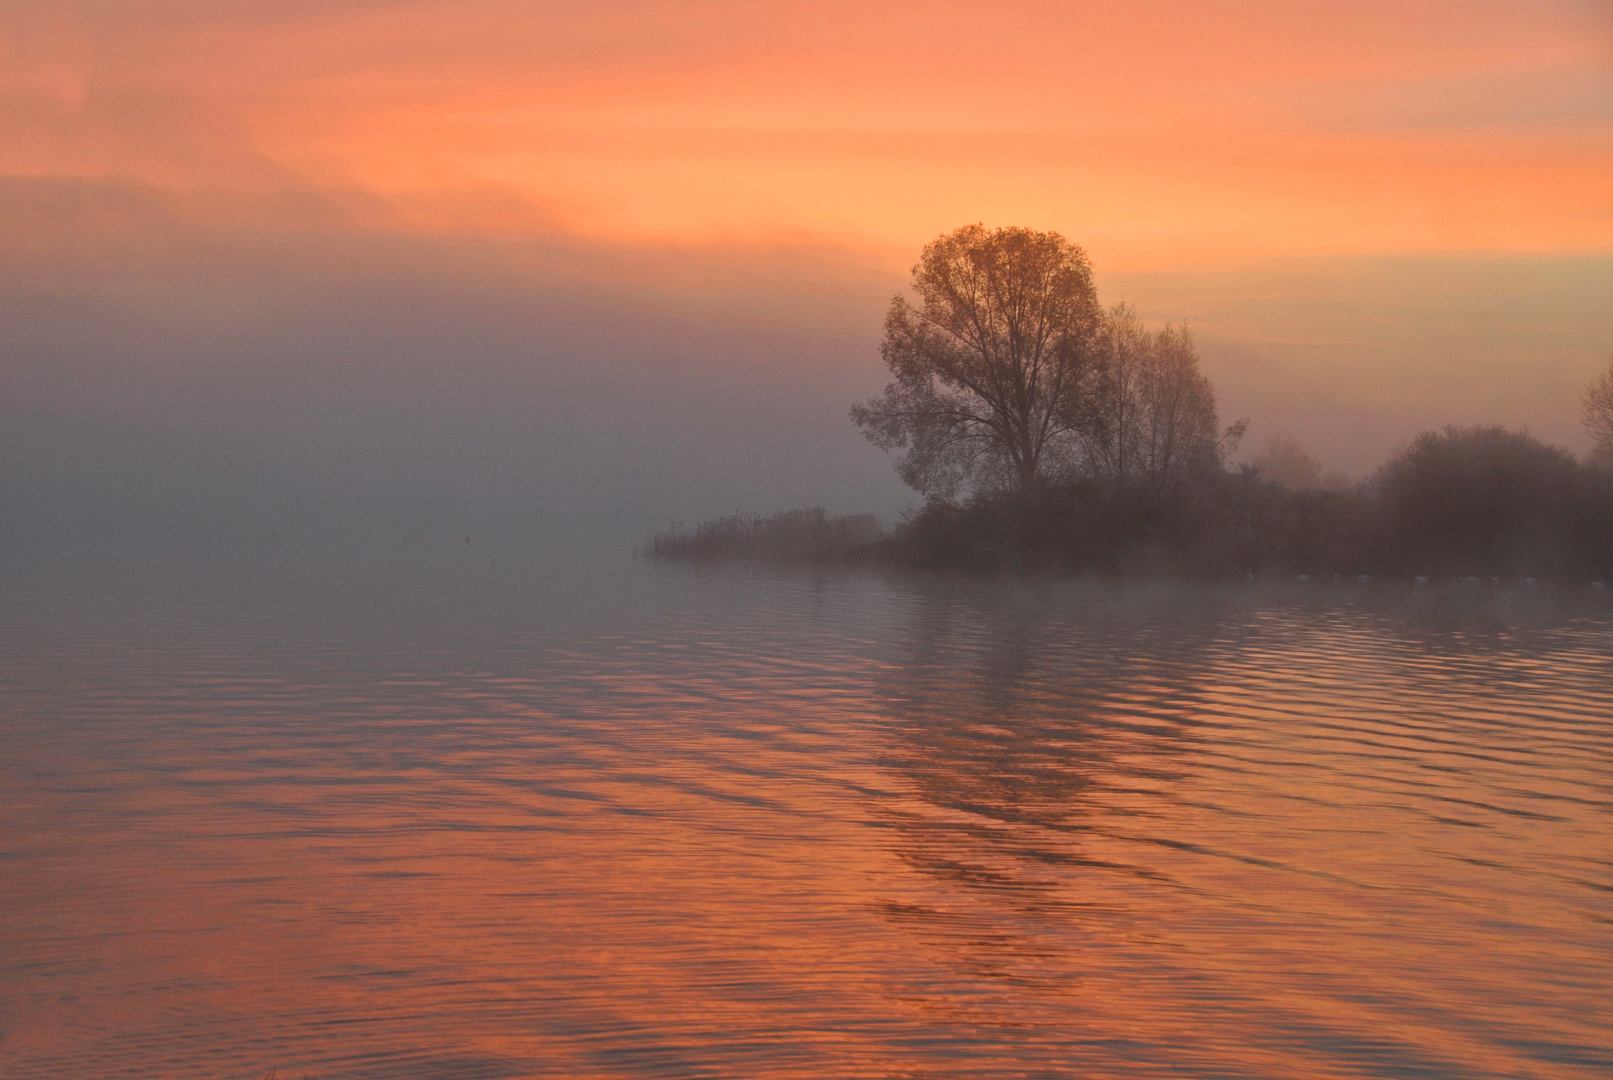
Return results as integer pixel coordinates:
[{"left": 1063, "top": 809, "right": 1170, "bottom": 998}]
[
  {"left": 1584, "top": 357, "right": 1613, "bottom": 468},
  {"left": 1135, "top": 322, "right": 1234, "bottom": 490},
  {"left": 1077, "top": 307, "right": 1243, "bottom": 493}
]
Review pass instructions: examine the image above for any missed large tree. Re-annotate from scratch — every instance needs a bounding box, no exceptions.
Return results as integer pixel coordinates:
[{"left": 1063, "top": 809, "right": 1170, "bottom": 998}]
[{"left": 851, "top": 225, "right": 1103, "bottom": 497}]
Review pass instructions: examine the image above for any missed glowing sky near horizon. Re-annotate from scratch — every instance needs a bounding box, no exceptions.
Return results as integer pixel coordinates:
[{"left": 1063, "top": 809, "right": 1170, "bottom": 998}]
[
  {"left": 3, "top": 1, "right": 1613, "bottom": 545},
  {"left": 5, "top": 0, "right": 1611, "bottom": 265}
]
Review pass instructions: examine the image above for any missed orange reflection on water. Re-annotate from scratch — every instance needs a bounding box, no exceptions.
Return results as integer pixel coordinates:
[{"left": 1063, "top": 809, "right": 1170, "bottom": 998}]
[{"left": 1, "top": 573, "right": 1610, "bottom": 1078}]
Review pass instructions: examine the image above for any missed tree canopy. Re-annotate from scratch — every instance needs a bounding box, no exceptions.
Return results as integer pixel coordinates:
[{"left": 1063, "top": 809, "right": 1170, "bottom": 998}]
[
  {"left": 1078, "top": 304, "right": 1236, "bottom": 493},
  {"left": 852, "top": 224, "right": 1237, "bottom": 499},
  {"left": 1375, "top": 425, "right": 1601, "bottom": 576},
  {"left": 851, "top": 225, "right": 1103, "bottom": 496}
]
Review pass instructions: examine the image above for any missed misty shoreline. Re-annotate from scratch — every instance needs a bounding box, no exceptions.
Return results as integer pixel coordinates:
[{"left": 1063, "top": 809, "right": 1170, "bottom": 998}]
[
  {"left": 648, "top": 426, "right": 1613, "bottom": 585},
  {"left": 657, "top": 226, "right": 1613, "bottom": 589}
]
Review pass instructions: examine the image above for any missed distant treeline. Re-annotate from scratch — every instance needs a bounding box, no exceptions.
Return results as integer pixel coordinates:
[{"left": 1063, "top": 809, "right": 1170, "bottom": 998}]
[
  {"left": 649, "top": 426, "right": 1613, "bottom": 581},
  {"left": 651, "top": 225, "right": 1613, "bottom": 582},
  {"left": 647, "top": 508, "right": 883, "bottom": 562}
]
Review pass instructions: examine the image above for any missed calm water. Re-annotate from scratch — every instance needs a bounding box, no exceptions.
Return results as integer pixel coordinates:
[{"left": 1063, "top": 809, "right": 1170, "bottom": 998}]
[{"left": 2, "top": 556, "right": 1611, "bottom": 1079}]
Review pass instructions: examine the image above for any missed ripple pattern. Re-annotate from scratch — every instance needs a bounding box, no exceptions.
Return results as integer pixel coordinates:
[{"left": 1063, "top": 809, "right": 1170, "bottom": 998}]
[{"left": 1, "top": 568, "right": 1610, "bottom": 1078}]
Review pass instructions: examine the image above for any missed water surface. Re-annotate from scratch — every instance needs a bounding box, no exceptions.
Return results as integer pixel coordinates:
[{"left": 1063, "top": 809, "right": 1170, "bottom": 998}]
[{"left": 3, "top": 558, "right": 1610, "bottom": 1078}]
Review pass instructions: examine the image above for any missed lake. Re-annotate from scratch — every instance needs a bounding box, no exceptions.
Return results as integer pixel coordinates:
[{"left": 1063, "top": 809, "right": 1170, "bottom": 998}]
[{"left": 2, "top": 554, "right": 1611, "bottom": 1078}]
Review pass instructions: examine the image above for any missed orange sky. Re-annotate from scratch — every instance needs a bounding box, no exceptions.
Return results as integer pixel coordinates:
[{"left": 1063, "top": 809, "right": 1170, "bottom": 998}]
[
  {"left": 5, "top": 0, "right": 1611, "bottom": 268},
  {"left": 3, "top": 0, "right": 1613, "bottom": 508}
]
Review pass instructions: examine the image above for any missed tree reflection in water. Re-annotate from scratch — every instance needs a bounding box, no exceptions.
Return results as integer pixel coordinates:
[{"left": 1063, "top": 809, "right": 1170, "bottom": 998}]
[
  {"left": 867, "top": 581, "right": 1227, "bottom": 993},
  {"left": 857, "top": 577, "right": 1613, "bottom": 1077}
]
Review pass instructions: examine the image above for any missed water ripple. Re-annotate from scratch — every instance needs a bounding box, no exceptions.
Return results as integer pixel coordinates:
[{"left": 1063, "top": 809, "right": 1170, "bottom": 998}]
[{"left": 1, "top": 567, "right": 1610, "bottom": 1078}]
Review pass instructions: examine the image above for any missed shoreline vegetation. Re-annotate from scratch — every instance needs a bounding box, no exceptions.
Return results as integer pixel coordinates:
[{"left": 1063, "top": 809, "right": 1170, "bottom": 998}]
[
  {"left": 650, "top": 225, "right": 1613, "bottom": 584},
  {"left": 646, "top": 426, "right": 1613, "bottom": 584}
]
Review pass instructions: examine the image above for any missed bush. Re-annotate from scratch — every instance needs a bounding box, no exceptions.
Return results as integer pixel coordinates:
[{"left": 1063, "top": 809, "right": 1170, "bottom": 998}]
[
  {"left": 885, "top": 475, "right": 1380, "bottom": 577},
  {"left": 1374, "top": 426, "right": 1611, "bottom": 578}
]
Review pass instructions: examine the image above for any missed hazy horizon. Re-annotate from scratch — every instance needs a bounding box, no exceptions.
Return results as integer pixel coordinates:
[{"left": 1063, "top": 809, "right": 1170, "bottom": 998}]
[
  {"left": 4, "top": 1, "right": 1612, "bottom": 558},
  {"left": 6, "top": 9, "right": 1613, "bottom": 1078}
]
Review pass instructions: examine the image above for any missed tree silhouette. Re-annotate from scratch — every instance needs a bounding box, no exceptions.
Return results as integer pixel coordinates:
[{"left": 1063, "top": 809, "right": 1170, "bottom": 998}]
[
  {"left": 851, "top": 225, "right": 1102, "bottom": 497},
  {"left": 1584, "top": 358, "right": 1613, "bottom": 468},
  {"left": 1080, "top": 307, "right": 1240, "bottom": 493}
]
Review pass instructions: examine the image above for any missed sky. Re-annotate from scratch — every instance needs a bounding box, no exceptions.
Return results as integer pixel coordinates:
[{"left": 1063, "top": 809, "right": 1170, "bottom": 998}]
[{"left": 3, "top": 0, "right": 1612, "bottom": 557}]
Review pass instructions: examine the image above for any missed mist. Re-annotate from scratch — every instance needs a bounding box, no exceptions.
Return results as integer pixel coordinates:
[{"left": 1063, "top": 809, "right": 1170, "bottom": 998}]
[
  {"left": 0, "top": 178, "right": 911, "bottom": 571},
  {"left": 4, "top": 176, "right": 1611, "bottom": 583}
]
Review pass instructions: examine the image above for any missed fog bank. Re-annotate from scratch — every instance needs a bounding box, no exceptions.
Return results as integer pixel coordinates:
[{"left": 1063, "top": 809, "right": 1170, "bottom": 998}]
[{"left": 3, "top": 178, "right": 1611, "bottom": 571}]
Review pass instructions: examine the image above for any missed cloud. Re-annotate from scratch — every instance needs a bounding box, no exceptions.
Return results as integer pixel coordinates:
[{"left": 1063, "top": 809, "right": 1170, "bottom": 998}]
[
  {"left": 2, "top": 3, "right": 1610, "bottom": 560},
  {"left": 5, "top": 0, "right": 1610, "bottom": 255}
]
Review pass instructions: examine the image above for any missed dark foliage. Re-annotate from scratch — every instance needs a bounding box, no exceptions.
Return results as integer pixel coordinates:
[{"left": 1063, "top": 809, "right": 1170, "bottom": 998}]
[
  {"left": 650, "top": 428, "right": 1613, "bottom": 581},
  {"left": 889, "top": 426, "right": 1613, "bottom": 579},
  {"left": 1374, "top": 426, "right": 1613, "bottom": 578},
  {"left": 891, "top": 475, "right": 1381, "bottom": 576}
]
